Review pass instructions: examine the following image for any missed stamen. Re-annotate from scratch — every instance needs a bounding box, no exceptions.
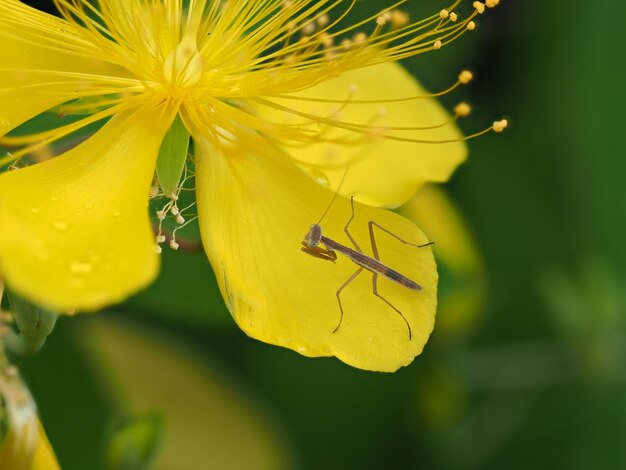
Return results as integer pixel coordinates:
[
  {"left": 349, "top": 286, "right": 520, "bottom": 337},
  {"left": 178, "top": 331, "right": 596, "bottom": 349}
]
[
  {"left": 492, "top": 119, "right": 508, "bottom": 132},
  {"left": 454, "top": 102, "right": 472, "bottom": 117},
  {"left": 473, "top": 2, "right": 486, "bottom": 14},
  {"left": 459, "top": 70, "right": 474, "bottom": 84}
]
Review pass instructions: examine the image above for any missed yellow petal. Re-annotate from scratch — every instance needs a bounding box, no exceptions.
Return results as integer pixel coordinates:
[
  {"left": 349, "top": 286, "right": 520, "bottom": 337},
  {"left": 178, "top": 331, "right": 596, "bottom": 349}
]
[
  {"left": 195, "top": 140, "right": 437, "bottom": 372},
  {"left": 0, "top": 366, "right": 60, "bottom": 470},
  {"left": 0, "top": 111, "right": 168, "bottom": 312},
  {"left": 259, "top": 62, "right": 467, "bottom": 207},
  {"left": 0, "top": 0, "right": 131, "bottom": 136},
  {"left": 401, "top": 185, "right": 486, "bottom": 336},
  {"left": 32, "top": 424, "right": 61, "bottom": 470}
]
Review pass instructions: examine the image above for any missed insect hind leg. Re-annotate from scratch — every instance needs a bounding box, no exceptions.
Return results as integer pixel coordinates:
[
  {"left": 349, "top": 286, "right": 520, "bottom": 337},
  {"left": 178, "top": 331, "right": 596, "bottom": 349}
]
[
  {"left": 333, "top": 267, "right": 364, "bottom": 334},
  {"left": 372, "top": 273, "right": 412, "bottom": 340}
]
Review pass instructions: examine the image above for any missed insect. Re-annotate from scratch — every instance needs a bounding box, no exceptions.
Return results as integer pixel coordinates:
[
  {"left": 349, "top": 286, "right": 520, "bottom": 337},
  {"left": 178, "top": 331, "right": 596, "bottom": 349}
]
[{"left": 301, "top": 196, "right": 432, "bottom": 340}]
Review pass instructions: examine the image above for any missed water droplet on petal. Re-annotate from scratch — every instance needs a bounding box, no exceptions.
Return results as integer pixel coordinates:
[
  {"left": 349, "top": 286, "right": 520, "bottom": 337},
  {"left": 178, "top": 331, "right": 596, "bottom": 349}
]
[
  {"left": 112, "top": 210, "right": 122, "bottom": 217},
  {"left": 308, "top": 169, "right": 330, "bottom": 187},
  {"left": 30, "top": 207, "right": 40, "bottom": 214},
  {"left": 83, "top": 203, "right": 94, "bottom": 209},
  {"left": 51, "top": 221, "right": 68, "bottom": 231},
  {"left": 50, "top": 196, "right": 59, "bottom": 202},
  {"left": 70, "top": 261, "right": 93, "bottom": 274},
  {"left": 288, "top": 340, "right": 308, "bottom": 354}
]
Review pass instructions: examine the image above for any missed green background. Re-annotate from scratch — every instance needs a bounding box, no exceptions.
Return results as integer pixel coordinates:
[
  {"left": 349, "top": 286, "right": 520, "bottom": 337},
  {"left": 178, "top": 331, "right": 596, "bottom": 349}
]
[{"left": 9, "top": 0, "right": 626, "bottom": 468}]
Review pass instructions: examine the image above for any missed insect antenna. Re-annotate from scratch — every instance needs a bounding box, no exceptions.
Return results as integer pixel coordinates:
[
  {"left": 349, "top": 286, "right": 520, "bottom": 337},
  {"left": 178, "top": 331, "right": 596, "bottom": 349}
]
[{"left": 316, "top": 164, "right": 350, "bottom": 225}]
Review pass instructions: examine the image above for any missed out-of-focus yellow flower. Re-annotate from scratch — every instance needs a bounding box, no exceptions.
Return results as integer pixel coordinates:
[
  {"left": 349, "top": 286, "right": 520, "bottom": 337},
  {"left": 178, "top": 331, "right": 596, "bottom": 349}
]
[
  {"left": 0, "top": 1, "right": 502, "bottom": 371},
  {"left": 402, "top": 184, "right": 487, "bottom": 339},
  {"left": 83, "top": 318, "right": 292, "bottom": 470},
  {"left": 0, "top": 366, "right": 60, "bottom": 470}
]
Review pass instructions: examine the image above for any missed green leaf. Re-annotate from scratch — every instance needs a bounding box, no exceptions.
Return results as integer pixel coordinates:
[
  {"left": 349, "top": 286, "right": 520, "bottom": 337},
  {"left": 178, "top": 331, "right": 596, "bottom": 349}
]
[{"left": 156, "top": 115, "right": 190, "bottom": 197}]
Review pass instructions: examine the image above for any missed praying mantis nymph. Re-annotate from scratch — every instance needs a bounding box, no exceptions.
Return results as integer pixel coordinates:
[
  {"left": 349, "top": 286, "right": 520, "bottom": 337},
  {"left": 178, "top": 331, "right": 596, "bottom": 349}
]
[{"left": 301, "top": 196, "right": 433, "bottom": 340}]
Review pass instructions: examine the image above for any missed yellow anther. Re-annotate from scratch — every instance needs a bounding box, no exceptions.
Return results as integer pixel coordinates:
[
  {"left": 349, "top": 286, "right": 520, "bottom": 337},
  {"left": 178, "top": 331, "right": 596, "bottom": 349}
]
[
  {"left": 473, "top": 2, "right": 486, "bottom": 14},
  {"left": 353, "top": 32, "right": 367, "bottom": 45},
  {"left": 492, "top": 119, "right": 508, "bottom": 132},
  {"left": 440, "top": 9, "right": 449, "bottom": 19},
  {"left": 376, "top": 16, "right": 387, "bottom": 26},
  {"left": 391, "top": 10, "right": 410, "bottom": 28},
  {"left": 454, "top": 102, "right": 472, "bottom": 117},
  {"left": 320, "top": 33, "right": 333, "bottom": 47},
  {"left": 459, "top": 70, "right": 473, "bottom": 84},
  {"left": 317, "top": 14, "right": 329, "bottom": 27},
  {"left": 433, "top": 40, "right": 442, "bottom": 50},
  {"left": 467, "top": 21, "right": 476, "bottom": 31},
  {"left": 486, "top": 0, "right": 500, "bottom": 7},
  {"left": 450, "top": 12, "right": 458, "bottom": 22},
  {"left": 302, "top": 22, "right": 315, "bottom": 35}
]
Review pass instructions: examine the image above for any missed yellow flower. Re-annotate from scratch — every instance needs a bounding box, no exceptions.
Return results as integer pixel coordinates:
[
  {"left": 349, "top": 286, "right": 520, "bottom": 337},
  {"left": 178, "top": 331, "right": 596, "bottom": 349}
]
[
  {"left": 0, "top": 1, "right": 502, "bottom": 371},
  {"left": 0, "top": 366, "right": 60, "bottom": 470}
]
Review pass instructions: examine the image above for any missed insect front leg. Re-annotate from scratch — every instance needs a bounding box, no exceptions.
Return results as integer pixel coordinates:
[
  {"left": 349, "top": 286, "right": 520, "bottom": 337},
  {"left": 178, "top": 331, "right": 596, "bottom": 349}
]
[
  {"left": 333, "top": 267, "right": 364, "bottom": 334},
  {"left": 343, "top": 196, "right": 363, "bottom": 252},
  {"left": 372, "top": 273, "right": 412, "bottom": 340}
]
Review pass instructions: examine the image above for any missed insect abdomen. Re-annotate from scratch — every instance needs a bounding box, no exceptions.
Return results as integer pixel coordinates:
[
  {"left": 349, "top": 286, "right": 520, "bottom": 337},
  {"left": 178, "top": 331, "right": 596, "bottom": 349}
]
[{"left": 322, "top": 237, "right": 422, "bottom": 291}]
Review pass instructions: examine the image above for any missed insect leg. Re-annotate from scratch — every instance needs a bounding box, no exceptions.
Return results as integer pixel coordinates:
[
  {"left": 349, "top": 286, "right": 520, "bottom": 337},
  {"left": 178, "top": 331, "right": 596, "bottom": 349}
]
[
  {"left": 344, "top": 196, "right": 363, "bottom": 252},
  {"left": 368, "top": 221, "right": 433, "bottom": 256},
  {"left": 334, "top": 267, "right": 364, "bottom": 334},
  {"left": 372, "top": 273, "right": 412, "bottom": 340}
]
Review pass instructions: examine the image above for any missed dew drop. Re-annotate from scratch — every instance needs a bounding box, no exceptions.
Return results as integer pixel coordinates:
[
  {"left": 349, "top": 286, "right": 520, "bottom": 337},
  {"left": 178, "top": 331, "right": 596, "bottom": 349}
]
[
  {"left": 83, "top": 203, "right": 94, "bottom": 209},
  {"left": 308, "top": 169, "right": 330, "bottom": 187},
  {"left": 70, "top": 261, "right": 93, "bottom": 274},
  {"left": 288, "top": 340, "right": 308, "bottom": 354},
  {"left": 51, "top": 221, "right": 68, "bottom": 231},
  {"left": 30, "top": 207, "right": 40, "bottom": 214},
  {"left": 50, "top": 196, "right": 59, "bottom": 202},
  {"left": 112, "top": 210, "right": 122, "bottom": 217}
]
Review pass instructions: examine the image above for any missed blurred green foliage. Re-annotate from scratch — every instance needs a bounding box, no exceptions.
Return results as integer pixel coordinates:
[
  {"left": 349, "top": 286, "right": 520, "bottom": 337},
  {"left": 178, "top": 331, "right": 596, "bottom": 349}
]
[{"left": 8, "top": 0, "right": 626, "bottom": 469}]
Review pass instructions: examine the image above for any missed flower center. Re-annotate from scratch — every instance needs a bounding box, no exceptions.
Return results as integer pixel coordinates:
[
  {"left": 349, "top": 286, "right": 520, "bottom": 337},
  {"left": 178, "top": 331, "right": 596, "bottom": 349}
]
[{"left": 161, "top": 34, "right": 204, "bottom": 99}]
